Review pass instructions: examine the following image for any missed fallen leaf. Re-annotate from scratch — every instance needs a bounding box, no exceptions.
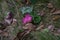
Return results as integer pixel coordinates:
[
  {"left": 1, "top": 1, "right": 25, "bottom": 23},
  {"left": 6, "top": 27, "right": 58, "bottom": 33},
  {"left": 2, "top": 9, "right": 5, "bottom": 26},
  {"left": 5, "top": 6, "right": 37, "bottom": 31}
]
[
  {"left": 38, "top": 10, "right": 45, "bottom": 16},
  {"left": 36, "top": 24, "right": 44, "bottom": 30},
  {"left": 50, "top": 8, "right": 56, "bottom": 13},
  {"left": 47, "top": 25, "right": 54, "bottom": 31},
  {"left": 12, "top": 19, "right": 17, "bottom": 25},
  {"left": 53, "top": 16, "right": 60, "bottom": 20},
  {"left": 23, "top": 23, "right": 35, "bottom": 30},
  {"left": 0, "top": 30, "right": 3, "bottom": 33},
  {"left": 53, "top": 10, "right": 60, "bottom": 14},
  {"left": 2, "top": 32, "right": 9, "bottom": 37},
  {"left": 20, "top": 6, "right": 33, "bottom": 14},
  {"left": 57, "top": 29, "right": 60, "bottom": 33},
  {"left": 47, "top": 3, "right": 53, "bottom": 9}
]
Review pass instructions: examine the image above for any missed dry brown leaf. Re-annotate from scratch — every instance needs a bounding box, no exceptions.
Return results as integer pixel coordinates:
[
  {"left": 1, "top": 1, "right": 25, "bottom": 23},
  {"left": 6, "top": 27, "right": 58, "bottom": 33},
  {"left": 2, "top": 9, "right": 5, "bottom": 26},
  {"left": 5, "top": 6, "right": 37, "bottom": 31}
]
[
  {"left": 47, "top": 3, "right": 53, "bottom": 9},
  {"left": 36, "top": 25, "right": 44, "bottom": 30},
  {"left": 57, "top": 29, "right": 60, "bottom": 33},
  {"left": 53, "top": 16, "right": 60, "bottom": 20},
  {"left": 36, "top": 22, "right": 44, "bottom": 30},
  {"left": 53, "top": 29, "right": 60, "bottom": 35},
  {"left": 53, "top": 10, "right": 60, "bottom": 14},
  {"left": 23, "top": 23, "right": 35, "bottom": 30},
  {"left": 38, "top": 10, "right": 45, "bottom": 16},
  {"left": 0, "top": 30, "right": 3, "bottom": 33},
  {"left": 47, "top": 25, "right": 54, "bottom": 31},
  {"left": 2, "top": 32, "right": 9, "bottom": 37},
  {"left": 26, "top": 0, "right": 31, "bottom": 5},
  {"left": 50, "top": 8, "right": 56, "bottom": 13},
  {"left": 12, "top": 19, "right": 17, "bottom": 26},
  {"left": 15, "top": 29, "right": 31, "bottom": 40}
]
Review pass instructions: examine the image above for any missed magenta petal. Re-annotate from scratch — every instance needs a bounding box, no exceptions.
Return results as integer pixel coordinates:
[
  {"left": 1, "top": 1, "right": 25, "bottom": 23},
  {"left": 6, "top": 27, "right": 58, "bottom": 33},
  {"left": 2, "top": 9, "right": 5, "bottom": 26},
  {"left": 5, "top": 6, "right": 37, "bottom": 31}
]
[
  {"left": 22, "top": 14, "right": 32, "bottom": 24},
  {"left": 22, "top": 18, "right": 27, "bottom": 24}
]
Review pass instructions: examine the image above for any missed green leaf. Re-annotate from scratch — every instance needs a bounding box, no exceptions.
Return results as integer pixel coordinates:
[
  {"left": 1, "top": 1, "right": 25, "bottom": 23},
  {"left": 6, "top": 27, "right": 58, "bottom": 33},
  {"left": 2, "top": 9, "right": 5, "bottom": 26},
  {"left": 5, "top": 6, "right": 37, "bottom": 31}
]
[
  {"left": 30, "top": 12, "right": 41, "bottom": 25},
  {"left": 20, "top": 6, "right": 33, "bottom": 14},
  {"left": 33, "top": 15, "right": 41, "bottom": 24}
]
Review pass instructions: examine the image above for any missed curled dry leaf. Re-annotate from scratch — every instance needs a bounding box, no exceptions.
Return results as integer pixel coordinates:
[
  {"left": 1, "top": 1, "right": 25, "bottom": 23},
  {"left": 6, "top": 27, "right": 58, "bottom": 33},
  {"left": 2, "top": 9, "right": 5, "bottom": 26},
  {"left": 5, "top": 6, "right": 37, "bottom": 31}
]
[
  {"left": 16, "top": 30, "right": 31, "bottom": 40},
  {"left": 5, "top": 12, "right": 13, "bottom": 19},
  {"left": 23, "top": 23, "right": 35, "bottom": 30},
  {"left": 13, "top": 19, "right": 17, "bottom": 23},
  {"left": 4, "top": 12, "right": 14, "bottom": 25},
  {"left": 12, "top": 19, "right": 17, "bottom": 25},
  {"left": 0, "top": 30, "right": 3, "bottom": 33},
  {"left": 53, "top": 15, "right": 60, "bottom": 21},
  {"left": 53, "top": 29, "right": 60, "bottom": 35},
  {"left": 5, "top": 18, "right": 13, "bottom": 25},
  {"left": 36, "top": 24, "right": 44, "bottom": 30},
  {"left": 47, "top": 3, "right": 54, "bottom": 9},
  {"left": 53, "top": 10, "right": 60, "bottom": 15},
  {"left": 36, "top": 22, "right": 44, "bottom": 30},
  {"left": 26, "top": 0, "right": 31, "bottom": 5},
  {"left": 2, "top": 32, "right": 9, "bottom": 37},
  {"left": 47, "top": 25, "right": 54, "bottom": 31},
  {"left": 47, "top": 3, "right": 56, "bottom": 13},
  {"left": 56, "top": 29, "right": 60, "bottom": 33},
  {"left": 38, "top": 10, "right": 45, "bottom": 16},
  {"left": 50, "top": 8, "right": 56, "bottom": 13},
  {"left": 0, "top": 22, "right": 7, "bottom": 30},
  {"left": 0, "top": 12, "right": 14, "bottom": 30}
]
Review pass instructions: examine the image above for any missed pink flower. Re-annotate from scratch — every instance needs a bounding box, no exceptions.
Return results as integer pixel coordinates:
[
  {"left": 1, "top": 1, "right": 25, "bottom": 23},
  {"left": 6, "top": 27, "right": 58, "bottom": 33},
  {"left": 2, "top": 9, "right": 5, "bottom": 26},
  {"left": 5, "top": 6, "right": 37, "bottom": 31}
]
[{"left": 22, "top": 14, "right": 32, "bottom": 24}]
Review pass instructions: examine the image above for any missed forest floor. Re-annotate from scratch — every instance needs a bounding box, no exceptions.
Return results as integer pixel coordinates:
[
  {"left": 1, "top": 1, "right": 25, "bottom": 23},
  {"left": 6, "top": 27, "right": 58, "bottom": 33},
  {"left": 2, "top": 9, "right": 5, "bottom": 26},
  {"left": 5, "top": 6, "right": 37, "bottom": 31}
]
[{"left": 0, "top": 0, "right": 60, "bottom": 40}]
